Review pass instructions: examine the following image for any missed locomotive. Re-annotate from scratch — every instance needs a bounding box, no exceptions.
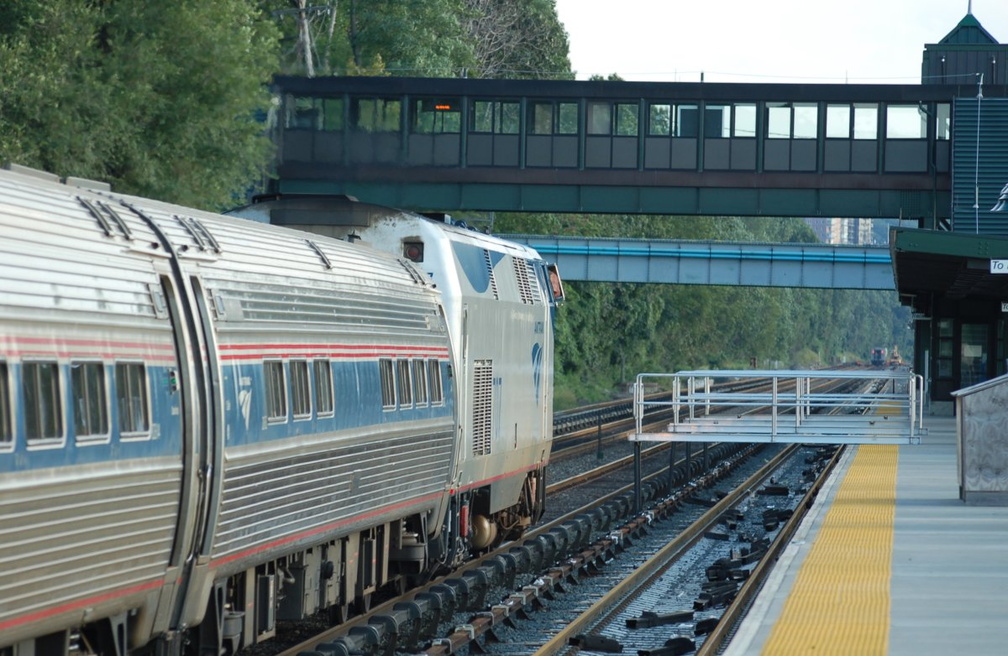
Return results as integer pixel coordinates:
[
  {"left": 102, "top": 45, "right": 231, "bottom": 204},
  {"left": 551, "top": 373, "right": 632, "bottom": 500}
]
[{"left": 0, "top": 164, "right": 563, "bottom": 655}]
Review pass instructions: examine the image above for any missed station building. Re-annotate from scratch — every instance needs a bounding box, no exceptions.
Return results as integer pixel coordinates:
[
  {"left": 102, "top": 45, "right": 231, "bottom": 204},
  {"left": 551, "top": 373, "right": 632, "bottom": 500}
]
[{"left": 892, "top": 9, "right": 1008, "bottom": 413}]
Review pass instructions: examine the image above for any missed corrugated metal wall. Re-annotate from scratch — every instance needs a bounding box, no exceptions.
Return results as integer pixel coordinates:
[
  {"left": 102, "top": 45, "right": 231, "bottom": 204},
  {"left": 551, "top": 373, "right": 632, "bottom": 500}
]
[{"left": 952, "top": 97, "right": 1008, "bottom": 235}]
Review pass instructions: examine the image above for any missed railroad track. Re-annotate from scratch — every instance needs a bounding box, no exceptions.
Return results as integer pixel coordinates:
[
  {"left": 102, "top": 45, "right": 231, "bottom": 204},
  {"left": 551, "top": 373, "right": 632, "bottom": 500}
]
[
  {"left": 263, "top": 373, "right": 879, "bottom": 656},
  {"left": 538, "top": 444, "right": 842, "bottom": 656},
  {"left": 266, "top": 426, "right": 758, "bottom": 655}
]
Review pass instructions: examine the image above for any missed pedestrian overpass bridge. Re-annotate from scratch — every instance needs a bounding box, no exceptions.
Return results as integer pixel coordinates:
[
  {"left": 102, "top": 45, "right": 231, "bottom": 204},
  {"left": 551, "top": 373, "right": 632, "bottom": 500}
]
[
  {"left": 265, "top": 75, "right": 1008, "bottom": 290},
  {"left": 266, "top": 76, "right": 979, "bottom": 228},
  {"left": 500, "top": 235, "right": 893, "bottom": 289}
]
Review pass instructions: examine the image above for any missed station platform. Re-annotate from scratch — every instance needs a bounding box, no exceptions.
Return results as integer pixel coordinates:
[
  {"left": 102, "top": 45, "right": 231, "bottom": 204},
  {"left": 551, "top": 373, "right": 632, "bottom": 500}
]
[{"left": 723, "top": 416, "right": 1008, "bottom": 655}]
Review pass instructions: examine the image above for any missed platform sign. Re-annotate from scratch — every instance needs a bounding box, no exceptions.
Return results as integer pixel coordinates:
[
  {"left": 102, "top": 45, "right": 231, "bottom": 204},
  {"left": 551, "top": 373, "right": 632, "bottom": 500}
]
[
  {"left": 991, "top": 260, "right": 1008, "bottom": 273},
  {"left": 1002, "top": 302, "right": 1008, "bottom": 313}
]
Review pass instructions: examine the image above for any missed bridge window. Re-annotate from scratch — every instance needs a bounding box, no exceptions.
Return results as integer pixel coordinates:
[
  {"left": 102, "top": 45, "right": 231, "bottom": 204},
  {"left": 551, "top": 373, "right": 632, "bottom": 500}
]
[
  {"left": 530, "top": 101, "right": 577, "bottom": 134},
  {"left": 115, "top": 362, "right": 149, "bottom": 436},
  {"left": 827, "top": 104, "right": 851, "bottom": 138},
  {"left": 615, "top": 103, "right": 638, "bottom": 136},
  {"left": 766, "top": 102, "right": 818, "bottom": 139},
  {"left": 794, "top": 104, "right": 817, "bottom": 138},
  {"left": 23, "top": 361, "right": 62, "bottom": 443},
  {"left": 767, "top": 103, "right": 790, "bottom": 138},
  {"left": 558, "top": 103, "right": 578, "bottom": 134},
  {"left": 587, "top": 101, "right": 611, "bottom": 134},
  {"left": 413, "top": 98, "right": 461, "bottom": 134},
  {"left": 530, "top": 101, "right": 553, "bottom": 134},
  {"left": 733, "top": 104, "right": 756, "bottom": 137},
  {"left": 677, "top": 105, "right": 698, "bottom": 137},
  {"left": 886, "top": 105, "right": 926, "bottom": 139},
  {"left": 287, "top": 96, "right": 343, "bottom": 131},
  {"left": 647, "top": 103, "right": 699, "bottom": 137},
  {"left": 853, "top": 104, "right": 878, "bottom": 139},
  {"left": 705, "top": 105, "right": 730, "bottom": 138},
  {"left": 649, "top": 104, "right": 670, "bottom": 135},
  {"left": 828, "top": 103, "right": 881, "bottom": 140},
  {"left": 351, "top": 97, "right": 400, "bottom": 132},
  {"left": 471, "top": 100, "right": 519, "bottom": 134},
  {"left": 71, "top": 361, "right": 109, "bottom": 440}
]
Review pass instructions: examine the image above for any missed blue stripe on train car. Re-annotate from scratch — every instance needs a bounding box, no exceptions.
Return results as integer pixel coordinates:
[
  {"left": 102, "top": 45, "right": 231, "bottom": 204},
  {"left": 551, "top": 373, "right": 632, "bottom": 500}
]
[
  {"left": 0, "top": 363, "right": 183, "bottom": 472},
  {"left": 220, "top": 360, "right": 455, "bottom": 446}
]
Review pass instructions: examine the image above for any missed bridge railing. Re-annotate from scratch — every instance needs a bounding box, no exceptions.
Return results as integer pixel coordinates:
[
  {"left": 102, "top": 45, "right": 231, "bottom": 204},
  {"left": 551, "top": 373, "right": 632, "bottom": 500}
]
[{"left": 631, "top": 369, "right": 925, "bottom": 445}]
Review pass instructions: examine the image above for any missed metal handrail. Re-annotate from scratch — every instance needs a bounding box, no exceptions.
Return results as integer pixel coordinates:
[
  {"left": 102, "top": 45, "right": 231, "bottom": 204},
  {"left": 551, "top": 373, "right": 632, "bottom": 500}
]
[{"left": 632, "top": 369, "right": 925, "bottom": 445}]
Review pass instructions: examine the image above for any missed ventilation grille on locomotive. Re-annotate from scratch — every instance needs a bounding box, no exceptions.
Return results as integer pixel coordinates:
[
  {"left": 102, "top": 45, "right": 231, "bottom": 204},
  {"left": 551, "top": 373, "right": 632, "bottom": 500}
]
[
  {"left": 483, "top": 249, "right": 499, "bottom": 300},
  {"left": 472, "top": 359, "right": 493, "bottom": 456},
  {"left": 512, "top": 257, "right": 539, "bottom": 305}
]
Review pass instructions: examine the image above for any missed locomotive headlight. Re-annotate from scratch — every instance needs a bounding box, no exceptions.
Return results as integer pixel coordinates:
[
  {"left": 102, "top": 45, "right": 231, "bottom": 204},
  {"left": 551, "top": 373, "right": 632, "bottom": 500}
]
[{"left": 403, "top": 241, "right": 424, "bottom": 262}]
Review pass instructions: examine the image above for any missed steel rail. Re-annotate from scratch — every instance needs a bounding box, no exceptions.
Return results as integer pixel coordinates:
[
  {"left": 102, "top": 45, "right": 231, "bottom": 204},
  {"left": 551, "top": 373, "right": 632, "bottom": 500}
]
[
  {"left": 695, "top": 445, "right": 846, "bottom": 655},
  {"left": 532, "top": 445, "right": 800, "bottom": 656}
]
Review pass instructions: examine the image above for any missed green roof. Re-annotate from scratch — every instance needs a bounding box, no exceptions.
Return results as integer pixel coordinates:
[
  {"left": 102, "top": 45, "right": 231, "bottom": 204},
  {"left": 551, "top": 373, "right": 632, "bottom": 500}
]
[
  {"left": 890, "top": 228, "right": 1008, "bottom": 312},
  {"left": 935, "top": 12, "right": 998, "bottom": 46}
]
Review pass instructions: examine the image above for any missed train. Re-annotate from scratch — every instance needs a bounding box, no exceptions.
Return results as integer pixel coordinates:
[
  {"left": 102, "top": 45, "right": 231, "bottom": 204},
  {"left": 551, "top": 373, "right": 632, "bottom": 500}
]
[
  {"left": 0, "top": 164, "right": 564, "bottom": 656},
  {"left": 870, "top": 345, "right": 902, "bottom": 368}
]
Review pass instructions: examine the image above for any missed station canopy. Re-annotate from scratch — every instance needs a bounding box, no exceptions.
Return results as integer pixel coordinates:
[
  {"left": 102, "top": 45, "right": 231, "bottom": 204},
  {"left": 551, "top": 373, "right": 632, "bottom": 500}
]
[{"left": 889, "top": 227, "right": 1008, "bottom": 315}]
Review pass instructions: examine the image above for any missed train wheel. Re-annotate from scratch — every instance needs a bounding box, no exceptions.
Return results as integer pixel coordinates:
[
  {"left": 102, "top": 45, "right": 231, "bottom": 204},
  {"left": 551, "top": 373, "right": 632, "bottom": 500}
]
[
  {"left": 355, "top": 593, "right": 372, "bottom": 615},
  {"left": 329, "top": 603, "right": 351, "bottom": 625}
]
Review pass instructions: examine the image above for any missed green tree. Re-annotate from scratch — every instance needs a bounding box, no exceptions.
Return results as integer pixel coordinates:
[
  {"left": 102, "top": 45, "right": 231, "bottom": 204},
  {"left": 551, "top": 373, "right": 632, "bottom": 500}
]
[
  {"left": 267, "top": 0, "right": 476, "bottom": 77},
  {"left": 0, "top": 0, "right": 280, "bottom": 209},
  {"left": 462, "top": 0, "right": 572, "bottom": 78}
]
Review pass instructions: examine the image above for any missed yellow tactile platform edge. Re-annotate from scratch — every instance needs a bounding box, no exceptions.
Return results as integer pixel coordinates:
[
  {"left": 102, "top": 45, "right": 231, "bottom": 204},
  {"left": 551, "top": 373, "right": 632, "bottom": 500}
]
[{"left": 761, "top": 444, "right": 898, "bottom": 655}]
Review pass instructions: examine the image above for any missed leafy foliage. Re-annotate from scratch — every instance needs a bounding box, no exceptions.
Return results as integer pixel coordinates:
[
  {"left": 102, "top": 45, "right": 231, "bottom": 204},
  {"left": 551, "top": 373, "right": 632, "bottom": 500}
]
[
  {"left": 0, "top": 0, "right": 279, "bottom": 208},
  {"left": 0, "top": 0, "right": 913, "bottom": 408},
  {"left": 268, "top": 0, "right": 570, "bottom": 79}
]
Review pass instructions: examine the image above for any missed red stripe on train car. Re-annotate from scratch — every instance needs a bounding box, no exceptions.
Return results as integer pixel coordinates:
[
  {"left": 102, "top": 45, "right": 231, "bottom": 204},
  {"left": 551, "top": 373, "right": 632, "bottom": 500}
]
[
  {"left": 0, "top": 336, "right": 177, "bottom": 363},
  {"left": 218, "top": 343, "right": 450, "bottom": 361},
  {"left": 0, "top": 579, "right": 164, "bottom": 633},
  {"left": 454, "top": 463, "right": 543, "bottom": 494}
]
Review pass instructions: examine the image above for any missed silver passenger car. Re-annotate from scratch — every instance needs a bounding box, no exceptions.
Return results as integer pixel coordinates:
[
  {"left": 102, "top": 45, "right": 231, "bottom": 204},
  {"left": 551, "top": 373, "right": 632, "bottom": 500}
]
[{"left": 0, "top": 166, "right": 457, "bottom": 654}]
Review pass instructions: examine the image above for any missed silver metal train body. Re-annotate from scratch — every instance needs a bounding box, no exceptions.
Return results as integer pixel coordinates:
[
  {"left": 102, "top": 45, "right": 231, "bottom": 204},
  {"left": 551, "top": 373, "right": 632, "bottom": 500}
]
[
  {"left": 231, "top": 196, "right": 565, "bottom": 554},
  {"left": 0, "top": 166, "right": 559, "bottom": 655}
]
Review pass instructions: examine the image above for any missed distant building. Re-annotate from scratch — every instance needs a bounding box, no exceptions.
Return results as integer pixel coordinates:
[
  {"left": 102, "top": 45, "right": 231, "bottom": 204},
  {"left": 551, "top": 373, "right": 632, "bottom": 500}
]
[{"left": 804, "top": 217, "right": 874, "bottom": 245}]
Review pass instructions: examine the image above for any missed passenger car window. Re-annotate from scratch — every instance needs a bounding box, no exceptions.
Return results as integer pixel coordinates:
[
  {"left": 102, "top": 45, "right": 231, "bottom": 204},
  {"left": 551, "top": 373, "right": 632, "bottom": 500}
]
[
  {"left": 290, "top": 359, "right": 311, "bottom": 419},
  {"left": 380, "top": 358, "right": 395, "bottom": 409},
  {"left": 413, "top": 358, "right": 428, "bottom": 406},
  {"left": 265, "top": 360, "right": 287, "bottom": 421},
  {"left": 23, "top": 361, "right": 62, "bottom": 442},
  {"left": 397, "top": 360, "right": 413, "bottom": 407},
  {"left": 0, "top": 361, "right": 11, "bottom": 447},
  {"left": 71, "top": 361, "right": 109, "bottom": 439},
  {"left": 115, "top": 362, "right": 149, "bottom": 435},
  {"left": 428, "top": 360, "right": 443, "bottom": 405},
  {"left": 314, "top": 359, "right": 334, "bottom": 416}
]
